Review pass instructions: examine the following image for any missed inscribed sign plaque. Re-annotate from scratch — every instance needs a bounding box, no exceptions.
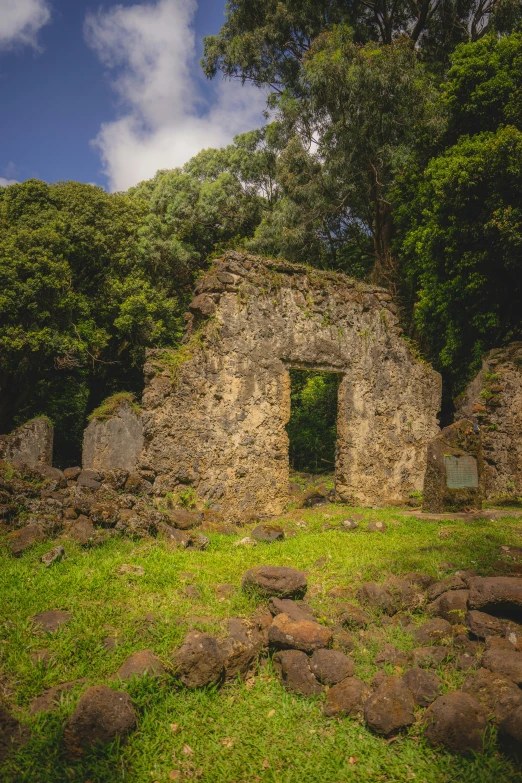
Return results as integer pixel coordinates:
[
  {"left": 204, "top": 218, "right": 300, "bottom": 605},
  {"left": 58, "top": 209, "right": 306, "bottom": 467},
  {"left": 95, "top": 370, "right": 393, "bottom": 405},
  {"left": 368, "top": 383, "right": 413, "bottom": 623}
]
[{"left": 444, "top": 455, "right": 479, "bottom": 489}]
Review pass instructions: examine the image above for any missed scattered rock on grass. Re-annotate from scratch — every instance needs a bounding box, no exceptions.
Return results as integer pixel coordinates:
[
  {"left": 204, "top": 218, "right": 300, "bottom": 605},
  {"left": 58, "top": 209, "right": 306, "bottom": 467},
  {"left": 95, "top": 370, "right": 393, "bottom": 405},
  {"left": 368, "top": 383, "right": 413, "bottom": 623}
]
[
  {"left": 66, "top": 516, "right": 95, "bottom": 545},
  {"left": 0, "top": 704, "right": 29, "bottom": 762},
  {"left": 219, "top": 618, "right": 263, "bottom": 682},
  {"left": 482, "top": 648, "right": 522, "bottom": 686},
  {"left": 167, "top": 509, "right": 202, "bottom": 530},
  {"left": 373, "top": 644, "right": 409, "bottom": 668},
  {"left": 428, "top": 576, "right": 466, "bottom": 602},
  {"left": 429, "top": 590, "right": 469, "bottom": 624},
  {"left": 462, "top": 668, "right": 522, "bottom": 723},
  {"left": 116, "top": 650, "right": 165, "bottom": 680},
  {"left": 233, "top": 537, "right": 257, "bottom": 547},
  {"left": 310, "top": 649, "right": 355, "bottom": 685},
  {"left": 498, "top": 704, "right": 522, "bottom": 760},
  {"left": 364, "top": 676, "right": 415, "bottom": 736},
  {"left": 367, "top": 521, "right": 387, "bottom": 533},
  {"left": 32, "top": 610, "right": 71, "bottom": 633},
  {"left": 272, "top": 650, "right": 323, "bottom": 696},
  {"left": 251, "top": 525, "right": 284, "bottom": 543},
  {"left": 268, "top": 614, "right": 333, "bottom": 653},
  {"left": 411, "top": 646, "right": 451, "bottom": 668},
  {"left": 30, "top": 649, "right": 51, "bottom": 667},
  {"left": 357, "top": 583, "right": 395, "bottom": 615},
  {"left": 323, "top": 677, "right": 371, "bottom": 718},
  {"left": 403, "top": 667, "right": 441, "bottom": 707},
  {"left": 465, "top": 610, "right": 505, "bottom": 639},
  {"left": 7, "top": 523, "right": 45, "bottom": 555},
  {"left": 41, "top": 545, "right": 66, "bottom": 566},
  {"left": 242, "top": 566, "right": 307, "bottom": 598},
  {"left": 339, "top": 604, "right": 370, "bottom": 629},
  {"left": 468, "top": 577, "right": 522, "bottom": 618},
  {"left": 404, "top": 572, "right": 435, "bottom": 590},
  {"left": 340, "top": 519, "right": 358, "bottom": 530},
  {"left": 172, "top": 632, "right": 224, "bottom": 688},
  {"left": 268, "top": 598, "right": 315, "bottom": 622},
  {"left": 422, "top": 691, "right": 488, "bottom": 754},
  {"left": 414, "top": 618, "right": 452, "bottom": 646},
  {"left": 30, "top": 680, "right": 83, "bottom": 714},
  {"left": 64, "top": 685, "right": 136, "bottom": 758}
]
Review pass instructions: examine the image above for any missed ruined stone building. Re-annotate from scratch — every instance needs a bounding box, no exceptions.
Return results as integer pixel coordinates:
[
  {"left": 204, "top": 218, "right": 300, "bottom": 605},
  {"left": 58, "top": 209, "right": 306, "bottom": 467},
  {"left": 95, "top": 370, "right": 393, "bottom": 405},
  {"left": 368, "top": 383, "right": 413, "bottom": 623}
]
[{"left": 136, "top": 253, "right": 442, "bottom": 517}]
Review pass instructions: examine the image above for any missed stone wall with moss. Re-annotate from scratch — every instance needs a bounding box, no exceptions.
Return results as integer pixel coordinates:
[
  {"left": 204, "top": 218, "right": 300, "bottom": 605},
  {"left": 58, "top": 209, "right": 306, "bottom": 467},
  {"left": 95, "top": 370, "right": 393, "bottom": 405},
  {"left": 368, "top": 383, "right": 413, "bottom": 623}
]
[{"left": 138, "top": 252, "right": 442, "bottom": 518}]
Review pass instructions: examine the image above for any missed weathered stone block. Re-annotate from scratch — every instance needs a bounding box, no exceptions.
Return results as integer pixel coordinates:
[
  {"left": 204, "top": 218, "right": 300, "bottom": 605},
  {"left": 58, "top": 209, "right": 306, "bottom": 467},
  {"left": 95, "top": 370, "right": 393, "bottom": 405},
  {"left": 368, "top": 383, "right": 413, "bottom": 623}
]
[
  {"left": 83, "top": 400, "right": 144, "bottom": 473},
  {"left": 139, "top": 252, "right": 441, "bottom": 517},
  {"left": 0, "top": 417, "right": 53, "bottom": 466},
  {"left": 423, "top": 419, "right": 484, "bottom": 512}
]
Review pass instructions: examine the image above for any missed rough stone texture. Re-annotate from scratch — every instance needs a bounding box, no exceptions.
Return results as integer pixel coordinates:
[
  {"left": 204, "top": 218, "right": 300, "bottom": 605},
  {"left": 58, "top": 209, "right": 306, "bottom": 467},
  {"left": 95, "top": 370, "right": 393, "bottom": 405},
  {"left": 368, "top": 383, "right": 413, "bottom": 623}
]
[
  {"left": 468, "top": 577, "right": 522, "bottom": 620},
  {"left": 339, "top": 604, "right": 370, "bottom": 629},
  {"left": 251, "top": 524, "right": 284, "bottom": 543},
  {"left": 0, "top": 417, "right": 53, "bottom": 466},
  {"left": 403, "top": 667, "right": 441, "bottom": 707},
  {"left": 7, "top": 523, "right": 45, "bottom": 555},
  {"left": 309, "top": 649, "right": 354, "bottom": 685},
  {"left": 83, "top": 401, "right": 144, "bottom": 473},
  {"left": 30, "top": 680, "right": 83, "bottom": 714},
  {"left": 172, "top": 631, "right": 224, "bottom": 688},
  {"left": 32, "top": 610, "right": 71, "bottom": 633},
  {"left": 427, "top": 576, "right": 466, "bottom": 602},
  {"left": 41, "top": 545, "right": 66, "bottom": 566},
  {"left": 268, "top": 598, "right": 315, "bottom": 622},
  {"left": 64, "top": 686, "right": 136, "bottom": 757},
  {"left": 373, "top": 644, "right": 409, "bottom": 668},
  {"left": 66, "top": 516, "right": 95, "bottom": 545},
  {"left": 272, "top": 650, "right": 323, "bottom": 696},
  {"left": 219, "top": 618, "right": 262, "bottom": 682},
  {"left": 367, "top": 520, "right": 387, "bottom": 533},
  {"left": 411, "top": 646, "right": 451, "bottom": 668},
  {"left": 268, "top": 613, "right": 333, "bottom": 652},
  {"left": 498, "top": 704, "right": 522, "bottom": 760},
  {"left": 0, "top": 703, "right": 29, "bottom": 762},
  {"left": 423, "top": 420, "right": 484, "bottom": 512},
  {"left": 357, "top": 583, "right": 395, "bottom": 615},
  {"left": 116, "top": 650, "right": 165, "bottom": 680},
  {"left": 482, "top": 648, "right": 522, "bottom": 685},
  {"left": 429, "top": 590, "right": 469, "bottom": 624},
  {"left": 414, "top": 618, "right": 453, "bottom": 646},
  {"left": 423, "top": 691, "right": 488, "bottom": 754},
  {"left": 242, "top": 566, "right": 307, "bottom": 598},
  {"left": 139, "top": 253, "right": 441, "bottom": 516},
  {"left": 363, "top": 676, "right": 416, "bottom": 736},
  {"left": 323, "top": 677, "right": 371, "bottom": 718},
  {"left": 462, "top": 668, "right": 522, "bottom": 723},
  {"left": 465, "top": 610, "right": 505, "bottom": 639},
  {"left": 454, "top": 342, "right": 522, "bottom": 500},
  {"left": 167, "top": 509, "right": 203, "bottom": 530}
]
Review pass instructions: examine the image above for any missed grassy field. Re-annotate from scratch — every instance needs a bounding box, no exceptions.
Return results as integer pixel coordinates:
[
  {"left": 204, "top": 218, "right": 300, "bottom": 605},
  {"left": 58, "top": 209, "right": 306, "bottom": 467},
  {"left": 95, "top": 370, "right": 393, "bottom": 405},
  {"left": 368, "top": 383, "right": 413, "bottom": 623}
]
[{"left": 1, "top": 503, "right": 522, "bottom": 783}]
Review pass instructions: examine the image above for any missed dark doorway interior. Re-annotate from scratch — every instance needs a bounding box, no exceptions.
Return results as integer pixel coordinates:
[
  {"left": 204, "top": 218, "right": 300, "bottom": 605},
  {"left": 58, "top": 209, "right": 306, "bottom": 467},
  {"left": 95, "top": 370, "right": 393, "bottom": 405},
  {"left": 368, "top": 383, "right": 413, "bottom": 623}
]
[{"left": 286, "top": 369, "right": 340, "bottom": 474}]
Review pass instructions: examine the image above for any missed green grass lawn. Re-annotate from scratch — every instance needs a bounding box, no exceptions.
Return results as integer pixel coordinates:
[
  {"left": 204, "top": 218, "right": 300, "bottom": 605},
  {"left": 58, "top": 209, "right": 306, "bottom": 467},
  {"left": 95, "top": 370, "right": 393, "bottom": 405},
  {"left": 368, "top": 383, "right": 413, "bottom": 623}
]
[{"left": 1, "top": 504, "right": 522, "bottom": 783}]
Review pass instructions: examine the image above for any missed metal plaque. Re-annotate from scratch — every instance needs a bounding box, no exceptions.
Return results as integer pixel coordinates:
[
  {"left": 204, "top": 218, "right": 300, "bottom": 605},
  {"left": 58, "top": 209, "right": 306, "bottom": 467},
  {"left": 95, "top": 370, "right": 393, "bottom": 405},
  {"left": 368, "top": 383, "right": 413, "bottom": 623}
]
[{"left": 444, "top": 455, "right": 479, "bottom": 489}]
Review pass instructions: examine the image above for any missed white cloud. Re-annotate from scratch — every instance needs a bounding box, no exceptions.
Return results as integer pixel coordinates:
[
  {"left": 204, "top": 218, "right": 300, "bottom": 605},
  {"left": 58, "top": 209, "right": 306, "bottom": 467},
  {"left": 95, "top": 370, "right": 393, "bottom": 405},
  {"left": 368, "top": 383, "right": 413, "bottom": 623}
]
[
  {"left": 0, "top": 177, "right": 18, "bottom": 187},
  {"left": 0, "top": 0, "right": 51, "bottom": 51},
  {"left": 84, "top": 0, "right": 265, "bottom": 192}
]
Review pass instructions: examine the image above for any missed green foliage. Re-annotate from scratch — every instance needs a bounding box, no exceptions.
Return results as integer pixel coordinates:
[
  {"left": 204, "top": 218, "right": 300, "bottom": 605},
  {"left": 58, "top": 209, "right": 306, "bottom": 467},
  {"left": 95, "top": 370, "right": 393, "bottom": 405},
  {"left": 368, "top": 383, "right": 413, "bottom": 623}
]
[
  {"left": 286, "top": 370, "right": 340, "bottom": 473},
  {"left": 88, "top": 392, "right": 141, "bottom": 423}
]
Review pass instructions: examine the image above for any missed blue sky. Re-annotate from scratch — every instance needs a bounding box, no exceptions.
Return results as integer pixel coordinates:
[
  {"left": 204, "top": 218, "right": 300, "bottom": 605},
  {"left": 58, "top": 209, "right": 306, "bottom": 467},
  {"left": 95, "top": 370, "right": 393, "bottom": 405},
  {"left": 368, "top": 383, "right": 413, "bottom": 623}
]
[{"left": 0, "top": 0, "right": 265, "bottom": 191}]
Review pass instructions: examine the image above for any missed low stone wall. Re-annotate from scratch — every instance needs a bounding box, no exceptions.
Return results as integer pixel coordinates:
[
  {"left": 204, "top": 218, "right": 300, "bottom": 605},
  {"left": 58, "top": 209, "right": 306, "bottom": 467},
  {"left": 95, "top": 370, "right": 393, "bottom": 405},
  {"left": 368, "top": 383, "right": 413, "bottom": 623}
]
[
  {"left": 138, "top": 252, "right": 442, "bottom": 517},
  {"left": 455, "top": 343, "right": 522, "bottom": 500},
  {"left": 0, "top": 417, "right": 53, "bottom": 466},
  {"left": 423, "top": 420, "right": 484, "bottom": 512},
  {"left": 83, "top": 401, "right": 144, "bottom": 473}
]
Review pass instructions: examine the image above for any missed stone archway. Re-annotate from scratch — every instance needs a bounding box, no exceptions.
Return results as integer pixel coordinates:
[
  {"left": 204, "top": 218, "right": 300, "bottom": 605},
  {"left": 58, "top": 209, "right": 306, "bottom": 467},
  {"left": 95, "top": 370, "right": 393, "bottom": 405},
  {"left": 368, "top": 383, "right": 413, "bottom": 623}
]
[{"left": 139, "top": 252, "right": 441, "bottom": 518}]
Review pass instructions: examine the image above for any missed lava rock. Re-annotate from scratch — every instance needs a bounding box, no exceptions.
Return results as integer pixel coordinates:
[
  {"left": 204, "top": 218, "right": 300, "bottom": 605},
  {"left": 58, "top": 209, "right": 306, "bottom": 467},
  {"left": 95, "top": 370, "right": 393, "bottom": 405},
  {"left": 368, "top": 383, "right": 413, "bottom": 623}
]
[
  {"left": 465, "top": 610, "right": 505, "bottom": 639},
  {"left": 30, "top": 680, "right": 83, "bottom": 714},
  {"left": 309, "top": 649, "right": 355, "bottom": 685},
  {"left": 252, "top": 524, "right": 285, "bottom": 543},
  {"left": 116, "top": 650, "right": 166, "bottom": 680},
  {"left": 363, "top": 676, "right": 415, "bottom": 736},
  {"left": 323, "top": 677, "right": 371, "bottom": 718},
  {"left": 64, "top": 686, "right": 136, "bottom": 758},
  {"left": 77, "top": 469, "right": 102, "bottom": 490},
  {"left": 357, "top": 583, "right": 395, "bottom": 615},
  {"left": 172, "top": 631, "right": 224, "bottom": 688},
  {"left": 498, "top": 704, "right": 522, "bottom": 760},
  {"left": 456, "top": 653, "right": 480, "bottom": 671},
  {"left": 423, "top": 691, "right": 488, "bottom": 754},
  {"left": 7, "top": 523, "right": 45, "bottom": 555},
  {"left": 428, "top": 589, "right": 469, "bottom": 624},
  {"left": 411, "top": 646, "right": 451, "bottom": 668},
  {"left": 462, "top": 667, "right": 522, "bottom": 723},
  {"left": 427, "top": 575, "right": 467, "bottom": 602},
  {"left": 367, "top": 521, "right": 387, "bottom": 533},
  {"left": 66, "top": 515, "right": 95, "bottom": 545},
  {"left": 339, "top": 604, "right": 370, "bottom": 629},
  {"left": 167, "top": 509, "right": 203, "bottom": 530},
  {"left": 268, "top": 597, "right": 315, "bottom": 622},
  {"left": 242, "top": 566, "right": 307, "bottom": 598},
  {"left": 404, "top": 572, "right": 435, "bottom": 590},
  {"left": 32, "top": 610, "right": 71, "bottom": 633},
  {"left": 482, "top": 648, "right": 522, "bottom": 686},
  {"left": 403, "top": 667, "right": 441, "bottom": 707},
  {"left": 30, "top": 649, "right": 52, "bottom": 667},
  {"left": 272, "top": 650, "right": 323, "bottom": 696},
  {"left": 468, "top": 577, "right": 522, "bottom": 619},
  {"left": 414, "top": 618, "right": 453, "bottom": 646},
  {"left": 219, "top": 618, "right": 262, "bottom": 682},
  {"left": 385, "top": 577, "right": 425, "bottom": 612},
  {"left": 63, "top": 467, "right": 81, "bottom": 481},
  {"left": 373, "top": 644, "right": 409, "bottom": 668},
  {"left": 340, "top": 519, "right": 358, "bottom": 530},
  {"left": 41, "top": 545, "right": 66, "bottom": 567},
  {"left": 268, "top": 613, "right": 333, "bottom": 653}
]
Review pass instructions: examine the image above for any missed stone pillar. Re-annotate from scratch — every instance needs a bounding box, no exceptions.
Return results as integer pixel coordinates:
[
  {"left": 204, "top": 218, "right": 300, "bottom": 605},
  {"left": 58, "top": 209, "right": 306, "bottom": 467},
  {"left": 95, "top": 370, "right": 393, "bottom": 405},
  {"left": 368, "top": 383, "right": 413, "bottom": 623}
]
[
  {"left": 82, "top": 400, "right": 144, "bottom": 473},
  {"left": 423, "top": 420, "right": 484, "bottom": 512},
  {"left": 0, "top": 417, "right": 53, "bottom": 466}
]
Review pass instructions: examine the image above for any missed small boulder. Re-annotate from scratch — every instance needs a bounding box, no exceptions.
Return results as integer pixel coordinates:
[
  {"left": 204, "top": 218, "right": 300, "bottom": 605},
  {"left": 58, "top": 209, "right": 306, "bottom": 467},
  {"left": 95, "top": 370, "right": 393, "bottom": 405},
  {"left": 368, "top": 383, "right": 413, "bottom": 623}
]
[
  {"left": 332, "top": 628, "right": 355, "bottom": 652},
  {"left": 367, "top": 520, "right": 386, "bottom": 533},
  {"left": 323, "top": 677, "right": 371, "bottom": 718},
  {"left": 411, "top": 646, "right": 451, "bottom": 668},
  {"left": 0, "top": 704, "right": 29, "bottom": 762},
  {"left": 402, "top": 667, "right": 441, "bottom": 707},
  {"left": 373, "top": 644, "right": 409, "bottom": 668},
  {"left": 428, "top": 590, "right": 469, "bottom": 624},
  {"left": 219, "top": 618, "right": 262, "bottom": 682},
  {"left": 498, "top": 704, "right": 522, "bottom": 760},
  {"left": 462, "top": 667, "right": 522, "bottom": 723},
  {"left": 414, "top": 618, "right": 452, "bottom": 646},
  {"left": 30, "top": 680, "right": 83, "bottom": 715},
  {"left": 7, "top": 523, "right": 45, "bottom": 556},
  {"left": 340, "top": 519, "right": 358, "bottom": 530},
  {"left": 66, "top": 516, "right": 95, "bottom": 545},
  {"left": 77, "top": 469, "right": 102, "bottom": 490},
  {"left": 385, "top": 577, "right": 424, "bottom": 611},
  {"left": 116, "top": 650, "right": 165, "bottom": 680},
  {"left": 456, "top": 653, "right": 480, "bottom": 672},
  {"left": 465, "top": 610, "right": 504, "bottom": 640},
  {"left": 33, "top": 610, "right": 71, "bottom": 633},
  {"left": 482, "top": 648, "right": 522, "bottom": 686},
  {"left": 172, "top": 631, "right": 224, "bottom": 688},
  {"left": 339, "top": 604, "right": 370, "bottom": 629},
  {"left": 427, "top": 575, "right": 467, "bottom": 602},
  {"left": 63, "top": 467, "right": 81, "bottom": 481},
  {"left": 309, "top": 649, "right": 354, "bottom": 685},
  {"left": 64, "top": 685, "right": 136, "bottom": 758},
  {"left": 242, "top": 566, "right": 307, "bottom": 598},
  {"left": 363, "top": 676, "right": 415, "bottom": 736},
  {"left": 268, "top": 613, "right": 332, "bottom": 653},
  {"left": 468, "top": 576, "right": 522, "bottom": 619},
  {"left": 423, "top": 691, "right": 487, "bottom": 754},
  {"left": 167, "top": 509, "right": 203, "bottom": 530},
  {"left": 404, "top": 572, "right": 435, "bottom": 590},
  {"left": 41, "top": 545, "right": 66, "bottom": 567},
  {"left": 251, "top": 524, "right": 284, "bottom": 543},
  {"left": 272, "top": 650, "right": 323, "bottom": 697},
  {"left": 357, "top": 583, "right": 395, "bottom": 615},
  {"left": 157, "top": 523, "right": 192, "bottom": 547},
  {"left": 268, "top": 598, "right": 315, "bottom": 622}
]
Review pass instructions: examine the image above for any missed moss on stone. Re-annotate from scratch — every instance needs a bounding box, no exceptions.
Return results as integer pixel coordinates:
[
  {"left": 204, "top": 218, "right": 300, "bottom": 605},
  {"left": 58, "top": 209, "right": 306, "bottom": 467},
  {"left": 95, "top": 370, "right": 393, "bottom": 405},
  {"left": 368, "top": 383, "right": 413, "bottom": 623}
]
[{"left": 88, "top": 392, "right": 141, "bottom": 423}]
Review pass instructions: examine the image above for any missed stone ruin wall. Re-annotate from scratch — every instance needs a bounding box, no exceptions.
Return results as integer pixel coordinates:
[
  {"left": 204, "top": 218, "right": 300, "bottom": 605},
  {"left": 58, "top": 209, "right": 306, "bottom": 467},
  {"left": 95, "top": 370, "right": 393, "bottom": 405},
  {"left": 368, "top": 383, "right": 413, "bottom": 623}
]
[
  {"left": 137, "top": 253, "right": 442, "bottom": 518},
  {"left": 455, "top": 342, "right": 522, "bottom": 499}
]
